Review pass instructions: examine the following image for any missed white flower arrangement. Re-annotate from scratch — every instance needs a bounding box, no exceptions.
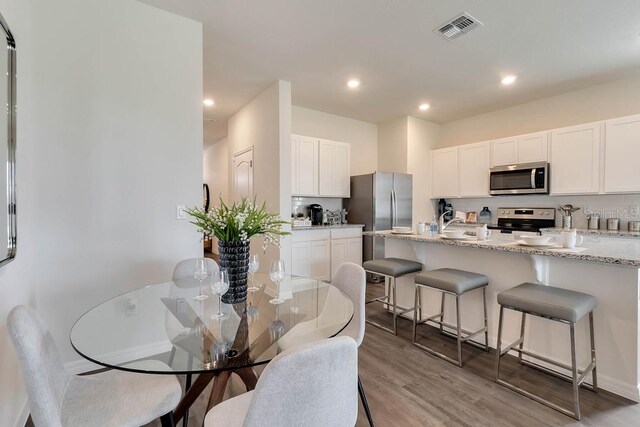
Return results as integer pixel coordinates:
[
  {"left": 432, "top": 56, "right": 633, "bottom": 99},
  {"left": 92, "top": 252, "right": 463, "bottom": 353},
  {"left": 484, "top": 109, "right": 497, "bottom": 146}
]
[{"left": 186, "top": 197, "right": 289, "bottom": 250}]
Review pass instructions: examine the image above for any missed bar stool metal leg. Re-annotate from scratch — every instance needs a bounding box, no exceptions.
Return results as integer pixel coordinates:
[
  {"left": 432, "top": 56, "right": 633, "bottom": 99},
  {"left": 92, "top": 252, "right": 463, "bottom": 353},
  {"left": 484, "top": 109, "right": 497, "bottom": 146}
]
[
  {"left": 570, "top": 322, "right": 581, "bottom": 420},
  {"left": 494, "top": 305, "right": 504, "bottom": 381},
  {"left": 518, "top": 312, "right": 526, "bottom": 363},
  {"left": 589, "top": 312, "right": 598, "bottom": 392},
  {"left": 482, "top": 287, "right": 489, "bottom": 351},
  {"left": 392, "top": 277, "right": 398, "bottom": 335},
  {"left": 412, "top": 285, "right": 420, "bottom": 343},
  {"left": 455, "top": 294, "right": 462, "bottom": 367},
  {"left": 439, "top": 293, "right": 445, "bottom": 333}
]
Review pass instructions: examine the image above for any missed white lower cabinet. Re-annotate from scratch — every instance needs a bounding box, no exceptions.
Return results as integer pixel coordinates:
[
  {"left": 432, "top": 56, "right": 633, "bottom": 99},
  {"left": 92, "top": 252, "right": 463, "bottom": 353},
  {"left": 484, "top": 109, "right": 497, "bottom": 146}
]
[
  {"left": 292, "top": 228, "right": 362, "bottom": 281},
  {"left": 291, "top": 230, "right": 331, "bottom": 281},
  {"left": 330, "top": 229, "right": 363, "bottom": 279}
]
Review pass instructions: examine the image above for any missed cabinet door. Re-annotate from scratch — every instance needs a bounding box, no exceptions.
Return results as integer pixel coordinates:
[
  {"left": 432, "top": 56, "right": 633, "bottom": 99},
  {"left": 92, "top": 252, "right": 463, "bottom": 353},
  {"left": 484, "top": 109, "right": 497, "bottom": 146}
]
[
  {"left": 490, "top": 138, "right": 518, "bottom": 167},
  {"left": 318, "top": 140, "right": 333, "bottom": 196},
  {"left": 318, "top": 140, "right": 351, "bottom": 197},
  {"left": 291, "top": 241, "right": 311, "bottom": 278},
  {"left": 550, "top": 123, "right": 601, "bottom": 195},
  {"left": 347, "top": 237, "right": 362, "bottom": 266},
  {"left": 332, "top": 142, "right": 350, "bottom": 197},
  {"left": 330, "top": 239, "right": 348, "bottom": 279},
  {"left": 518, "top": 132, "right": 548, "bottom": 164},
  {"left": 604, "top": 115, "right": 640, "bottom": 193},
  {"left": 430, "top": 148, "right": 459, "bottom": 198},
  {"left": 459, "top": 142, "right": 490, "bottom": 197},
  {"left": 310, "top": 240, "right": 331, "bottom": 280},
  {"left": 291, "top": 136, "right": 318, "bottom": 196}
]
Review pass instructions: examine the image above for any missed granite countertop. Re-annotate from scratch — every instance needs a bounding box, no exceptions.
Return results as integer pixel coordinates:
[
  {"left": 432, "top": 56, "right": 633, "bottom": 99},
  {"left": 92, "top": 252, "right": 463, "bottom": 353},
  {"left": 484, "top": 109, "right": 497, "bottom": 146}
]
[
  {"left": 365, "top": 230, "right": 640, "bottom": 267},
  {"left": 292, "top": 224, "right": 365, "bottom": 231},
  {"left": 541, "top": 227, "right": 640, "bottom": 238}
]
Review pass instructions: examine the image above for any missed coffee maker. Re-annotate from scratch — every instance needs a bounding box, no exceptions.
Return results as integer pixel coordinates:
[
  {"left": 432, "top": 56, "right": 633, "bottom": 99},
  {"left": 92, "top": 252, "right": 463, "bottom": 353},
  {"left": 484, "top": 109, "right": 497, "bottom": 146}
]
[{"left": 308, "top": 204, "right": 323, "bottom": 225}]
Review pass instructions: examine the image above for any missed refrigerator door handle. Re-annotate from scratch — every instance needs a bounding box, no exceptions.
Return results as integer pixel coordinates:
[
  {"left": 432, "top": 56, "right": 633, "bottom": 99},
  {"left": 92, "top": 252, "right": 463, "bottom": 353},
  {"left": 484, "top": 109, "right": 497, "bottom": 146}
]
[{"left": 391, "top": 189, "right": 397, "bottom": 227}]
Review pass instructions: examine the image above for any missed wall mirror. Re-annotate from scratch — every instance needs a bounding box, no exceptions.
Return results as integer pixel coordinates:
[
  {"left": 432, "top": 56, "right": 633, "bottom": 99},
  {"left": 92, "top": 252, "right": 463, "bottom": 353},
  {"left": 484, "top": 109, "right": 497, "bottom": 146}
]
[{"left": 0, "top": 13, "right": 15, "bottom": 267}]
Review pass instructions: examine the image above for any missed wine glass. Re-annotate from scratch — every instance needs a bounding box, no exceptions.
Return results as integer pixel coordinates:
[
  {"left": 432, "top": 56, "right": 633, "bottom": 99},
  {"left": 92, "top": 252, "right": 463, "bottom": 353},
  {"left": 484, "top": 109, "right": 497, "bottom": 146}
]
[
  {"left": 247, "top": 254, "right": 261, "bottom": 292},
  {"left": 210, "top": 269, "right": 230, "bottom": 319},
  {"left": 192, "top": 258, "right": 209, "bottom": 301},
  {"left": 269, "top": 260, "right": 285, "bottom": 305}
]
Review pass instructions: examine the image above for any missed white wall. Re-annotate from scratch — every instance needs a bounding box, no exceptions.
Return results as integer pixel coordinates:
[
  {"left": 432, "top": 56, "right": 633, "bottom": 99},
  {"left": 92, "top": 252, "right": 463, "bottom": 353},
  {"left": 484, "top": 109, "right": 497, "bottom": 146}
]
[
  {"left": 377, "top": 116, "right": 408, "bottom": 173},
  {"left": 292, "top": 106, "right": 377, "bottom": 176},
  {"left": 0, "top": 1, "right": 203, "bottom": 425},
  {"left": 204, "top": 137, "right": 229, "bottom": 203},
  {"left": 227, "top": 81, "right": 292, "bottom": 272},
  {"left": 438, "top": 74, "right": 640, "bottom": 148},
  {"left": 408, "top": 117, "right": 440, "bottom": 224}
]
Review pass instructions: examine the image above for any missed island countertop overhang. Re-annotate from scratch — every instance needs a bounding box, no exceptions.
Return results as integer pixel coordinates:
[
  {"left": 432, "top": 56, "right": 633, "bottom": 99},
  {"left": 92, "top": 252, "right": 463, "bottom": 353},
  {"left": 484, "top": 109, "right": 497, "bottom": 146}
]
[{"left": 364, "top": 231, "right": 640, "bottom": 267}]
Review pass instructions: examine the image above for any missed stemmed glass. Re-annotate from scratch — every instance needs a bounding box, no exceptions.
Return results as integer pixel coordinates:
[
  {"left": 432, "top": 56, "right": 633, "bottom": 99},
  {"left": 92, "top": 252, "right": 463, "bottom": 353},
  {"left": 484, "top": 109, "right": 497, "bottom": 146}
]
[
  {"left": 269, "top": 260, "right": 285, "bottom": 305},
  {"left": 210, "top": 269, "right": 230, "bottom": 319},
  {"left": 193, "top": 258, "right": 209, "bottom": 301},
  {"left": 247, "top": 254, "right": 261, "bottom": 292}
]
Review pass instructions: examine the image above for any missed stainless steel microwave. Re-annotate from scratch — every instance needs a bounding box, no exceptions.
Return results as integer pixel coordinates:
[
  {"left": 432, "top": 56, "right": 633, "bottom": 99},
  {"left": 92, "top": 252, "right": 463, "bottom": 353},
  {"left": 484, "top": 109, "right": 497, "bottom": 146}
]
[{"left": 489, "top": 162, "right": 549, "bottom": 195}]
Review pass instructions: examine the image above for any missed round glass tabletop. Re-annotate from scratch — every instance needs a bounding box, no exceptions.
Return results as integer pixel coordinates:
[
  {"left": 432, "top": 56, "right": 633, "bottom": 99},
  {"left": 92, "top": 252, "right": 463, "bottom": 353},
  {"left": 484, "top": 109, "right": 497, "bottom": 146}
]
[{"left": 70, "top": 273, "right": 354, "bottom": 375}]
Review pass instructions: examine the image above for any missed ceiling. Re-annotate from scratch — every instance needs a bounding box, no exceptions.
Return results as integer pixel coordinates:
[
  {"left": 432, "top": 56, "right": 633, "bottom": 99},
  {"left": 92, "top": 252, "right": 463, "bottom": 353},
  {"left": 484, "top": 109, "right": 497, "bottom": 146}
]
[{"left": 139, "top": 0, "right": 640, "bottom": 145}]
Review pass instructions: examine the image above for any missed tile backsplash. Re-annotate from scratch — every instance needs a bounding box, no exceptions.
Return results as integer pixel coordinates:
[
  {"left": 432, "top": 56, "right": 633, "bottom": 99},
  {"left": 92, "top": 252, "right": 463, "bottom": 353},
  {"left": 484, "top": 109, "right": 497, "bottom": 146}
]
[
  {"left": 435, "top": 194, "right": 640, "bottom": 230},
  {"left": 291, "top": 197, "right": 345, "bottom": 217}
]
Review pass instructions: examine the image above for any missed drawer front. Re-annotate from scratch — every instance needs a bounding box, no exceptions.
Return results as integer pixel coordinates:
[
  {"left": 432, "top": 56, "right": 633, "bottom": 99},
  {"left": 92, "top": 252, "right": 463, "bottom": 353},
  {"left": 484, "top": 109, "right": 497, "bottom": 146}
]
[
  {"left": 330, "top": 228, "right": 363, "bottom": 239},
  {"left": 292, "top": 230, "right": 331, "bottom": 242}
]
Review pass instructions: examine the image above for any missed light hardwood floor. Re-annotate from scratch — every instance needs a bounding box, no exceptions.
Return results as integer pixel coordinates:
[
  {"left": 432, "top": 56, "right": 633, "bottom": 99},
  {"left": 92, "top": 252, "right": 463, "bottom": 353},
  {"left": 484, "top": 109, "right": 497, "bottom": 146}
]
[{"left": 30, "top": 279, "right": 640, "bottom": 427}]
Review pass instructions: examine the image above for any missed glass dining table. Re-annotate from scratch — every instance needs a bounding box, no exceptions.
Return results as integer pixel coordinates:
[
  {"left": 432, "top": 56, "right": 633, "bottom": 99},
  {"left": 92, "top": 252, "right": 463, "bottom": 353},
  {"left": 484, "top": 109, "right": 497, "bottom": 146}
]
[{"left": 70, "top": 273, "right": 354, "bottom": 424}]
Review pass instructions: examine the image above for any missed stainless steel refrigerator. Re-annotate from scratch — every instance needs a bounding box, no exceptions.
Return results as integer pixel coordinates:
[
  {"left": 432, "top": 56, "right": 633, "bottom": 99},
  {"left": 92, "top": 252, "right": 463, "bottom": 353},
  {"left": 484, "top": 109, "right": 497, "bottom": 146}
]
[{"left": 348, "top": 172, "right": 412, "bottom": 264}]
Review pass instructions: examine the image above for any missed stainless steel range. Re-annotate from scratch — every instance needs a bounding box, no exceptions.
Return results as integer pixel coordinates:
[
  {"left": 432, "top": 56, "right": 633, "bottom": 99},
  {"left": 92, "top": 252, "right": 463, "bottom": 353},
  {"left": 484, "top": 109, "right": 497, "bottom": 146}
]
[{"left": 490, "top": 207, "right": 556, "bottom": 234}]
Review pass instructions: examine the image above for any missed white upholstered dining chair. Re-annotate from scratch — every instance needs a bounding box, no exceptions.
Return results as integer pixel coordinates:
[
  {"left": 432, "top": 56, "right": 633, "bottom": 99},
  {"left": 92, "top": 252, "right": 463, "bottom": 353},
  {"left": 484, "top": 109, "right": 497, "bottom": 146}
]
[
  {"left": 7, "top": 305, "right": 182, "bottom": 427},
  {"left": 204, "top": 336, "right": 358, "bottom": 427},
  {"left": 332, "top": 262, "right": 375, "bottom": 426}
]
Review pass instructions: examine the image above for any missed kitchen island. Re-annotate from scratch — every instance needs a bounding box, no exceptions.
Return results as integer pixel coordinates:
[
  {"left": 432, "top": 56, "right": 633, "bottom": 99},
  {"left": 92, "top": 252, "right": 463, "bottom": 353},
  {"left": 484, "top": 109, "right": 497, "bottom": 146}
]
[{"left": 366, "top": 230, "right": 640, "bottom": 402}]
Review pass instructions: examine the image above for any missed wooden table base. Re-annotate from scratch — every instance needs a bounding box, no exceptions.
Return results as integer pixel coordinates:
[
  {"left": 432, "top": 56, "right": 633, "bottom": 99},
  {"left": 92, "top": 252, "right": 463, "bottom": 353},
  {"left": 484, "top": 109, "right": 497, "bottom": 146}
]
[{"left": 174, "top": 368, "right": 259, "bottom": 422}]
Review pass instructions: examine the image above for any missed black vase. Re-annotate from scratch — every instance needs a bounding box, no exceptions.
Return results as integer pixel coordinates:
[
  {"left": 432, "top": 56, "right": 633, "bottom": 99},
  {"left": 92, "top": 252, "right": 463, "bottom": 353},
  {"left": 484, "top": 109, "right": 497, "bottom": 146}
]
[{"left": 218, "top": 240, "right": 250, "bottom": 303}]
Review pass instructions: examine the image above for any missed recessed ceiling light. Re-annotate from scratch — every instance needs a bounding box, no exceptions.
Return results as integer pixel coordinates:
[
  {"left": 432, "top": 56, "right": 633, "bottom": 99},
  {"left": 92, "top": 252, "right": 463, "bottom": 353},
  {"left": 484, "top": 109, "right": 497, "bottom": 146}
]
[
  {"left": 501, "top": 75, "right": 517, "bottom": 85},
  {"left": 203, "top": 98, "right": 215, "bottom": 106},
  {"left": 347, "top": 79, "right": 360, "bottom": 89},
  {"left": 419, "top": 103, "right": 430, "bottom": 111}
]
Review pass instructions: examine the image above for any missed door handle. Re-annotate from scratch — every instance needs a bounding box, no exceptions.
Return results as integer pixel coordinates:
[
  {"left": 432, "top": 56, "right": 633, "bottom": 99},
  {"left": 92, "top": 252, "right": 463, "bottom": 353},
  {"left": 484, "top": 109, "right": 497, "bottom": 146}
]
[
  {"left": 391, "top": 190, "right": 397, "bottom": 227},
  {"left": 531, "top": 169, "right": 537, "bottom": 189}
]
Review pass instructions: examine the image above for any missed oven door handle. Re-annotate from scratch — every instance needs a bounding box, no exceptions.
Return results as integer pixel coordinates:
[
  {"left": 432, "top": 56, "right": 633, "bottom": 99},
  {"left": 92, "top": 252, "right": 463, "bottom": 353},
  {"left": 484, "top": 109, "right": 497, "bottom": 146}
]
[{"left": 531, "top": 168, "right": 537, "bottom": 189}]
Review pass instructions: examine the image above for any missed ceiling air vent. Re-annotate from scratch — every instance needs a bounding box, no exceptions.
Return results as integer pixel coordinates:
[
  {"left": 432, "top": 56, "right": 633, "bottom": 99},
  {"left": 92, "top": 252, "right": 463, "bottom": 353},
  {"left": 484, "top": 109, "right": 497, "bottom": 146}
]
[{"left": 434, "top": 13, "right": 482, "bottom": 41}]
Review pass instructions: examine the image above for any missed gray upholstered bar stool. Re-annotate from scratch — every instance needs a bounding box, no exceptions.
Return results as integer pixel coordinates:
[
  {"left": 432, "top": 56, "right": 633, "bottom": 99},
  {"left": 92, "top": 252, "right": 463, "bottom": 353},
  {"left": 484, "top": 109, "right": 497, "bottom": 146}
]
[
  {"left": 363, "top": 258, "right": 423, "bottom": 335},
  {"left": 412, "top": 268, "right": 489, "bottom": 367},
  {"left": 495, "top": 283, "right": 598, "bottom": 420}
]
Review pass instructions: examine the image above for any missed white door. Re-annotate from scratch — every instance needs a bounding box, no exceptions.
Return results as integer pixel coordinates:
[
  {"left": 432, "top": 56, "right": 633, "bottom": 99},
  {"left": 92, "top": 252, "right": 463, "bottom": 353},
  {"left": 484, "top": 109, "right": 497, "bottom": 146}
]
[
  {"left": 291, "top": 241, "right": 311, "bottom": 278},
  {"left": 232, "top": 147, "right": 254, "bottom": 201},
  {"left": 604, "top": 115, "right": 640, "bottom": 193},
  {"left": 430, "top": 147, "right": 459, "bottom": 198},
  {"left": 518, "top": 132, "right": 548, "bottom": 164},
  {"left": 310, "top": 240, "right": 331, "bottom": 280},
  {"left": 332, "top": 142, "right": 350, "bottom": 197},
  {"left": 490, "top": 138, "right": 518, "bottom": 167},
  {"left": 330, "top": 239, "right": 348, "bottom": 280},
  {"left": 347, "top": 237, "right": 362, "bottom": 266},
  {"left": 459, "top": 142, "right": 490, "bottom": 197},
  {"left": 296, "top": 136, "right": 318, "bottom": 196},
  {"left": 550, "top": 123, "right": 601, "bottom": 195},
  {"left": 318, "top": 140, "right": 333, "bottom": 196}
]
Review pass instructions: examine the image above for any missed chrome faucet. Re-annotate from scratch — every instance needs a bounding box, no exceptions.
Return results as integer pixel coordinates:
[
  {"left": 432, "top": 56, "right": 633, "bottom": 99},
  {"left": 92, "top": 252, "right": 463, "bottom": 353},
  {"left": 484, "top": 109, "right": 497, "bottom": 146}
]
[{"left": 439, "top": 209, "right": 463, "bottom": 234}]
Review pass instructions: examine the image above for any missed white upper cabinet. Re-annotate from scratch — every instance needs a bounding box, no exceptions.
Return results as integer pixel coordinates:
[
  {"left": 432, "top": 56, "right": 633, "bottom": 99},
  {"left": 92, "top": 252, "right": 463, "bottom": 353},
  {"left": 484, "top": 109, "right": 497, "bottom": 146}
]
[
  {"left": 490, "top": 138, "right": 518, "bottom": 166},
  {"left": 459, "top": 142, "right": 490, "bottom": 197},
  {"left": 291, "top": 136, "right": 318, "bottom": 196},
  {"left": 318, "top": 139, "right": 351, "bottom": 197},
  {"left": 517, "top": 132, "right": 549, "bottom": 164},
  {"left": 490, "top": 132, "right": 548, "bottom": 166},
  {"left": 291, "top": 135, "right": 350, "bottom": 198},
  {"left": 604, "top": 114, "right": 640, "bottom": 194},
  {"left": 550, "top": 122, "right": 602, "bottom": 195},
  {"left": 430, "top": 147, "right": 459, "bottom": 198}
]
